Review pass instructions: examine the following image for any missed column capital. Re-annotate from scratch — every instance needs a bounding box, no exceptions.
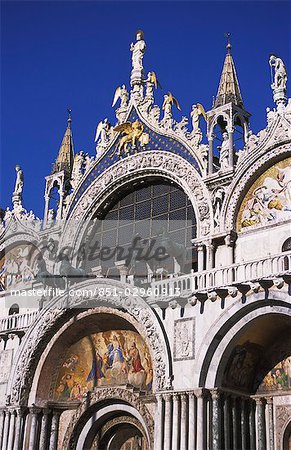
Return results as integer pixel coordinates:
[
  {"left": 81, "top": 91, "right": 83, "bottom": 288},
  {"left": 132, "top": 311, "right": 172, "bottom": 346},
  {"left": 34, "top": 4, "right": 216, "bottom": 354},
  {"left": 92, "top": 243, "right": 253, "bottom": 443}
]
[
  {"left": 29, "top": 406, "right": 41, "bottom": 415},
  {"left": 210, "top": 389, "right": 220, "bottom": 400},
  {"left": 172, "top": 393, "right": 180, "bottom": 403},
  {"left": 225, "top": 231, "right": 237, "bottom": 247},
  {"left": 162, "top": 393, "right": 172, "bottom": 402},
  {"left": 188, "top": 391, "right": 195, "bottom": 399},
  {"left": 254, "top": 396, "right": 264, "bottom": 405},
  {"left": 266, "top": 397, "right": 273, "bottom": 405},
  {"left": 195, "top": 388, "right": 207, "bottom": 398},
  {"left": 180, "top": 392, "right": 188, "bottom": 402}
]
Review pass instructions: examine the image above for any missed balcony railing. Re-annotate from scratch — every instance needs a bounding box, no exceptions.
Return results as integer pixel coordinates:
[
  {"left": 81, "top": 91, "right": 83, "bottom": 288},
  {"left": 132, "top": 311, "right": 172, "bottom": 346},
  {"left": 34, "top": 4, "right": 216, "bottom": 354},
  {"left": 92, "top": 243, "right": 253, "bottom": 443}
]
[
  {"left": 150, "top": 251, "right": 291, "bottom": 298},
  {"left": 0, "top": 310, "right": 38, "bottom": 334}
]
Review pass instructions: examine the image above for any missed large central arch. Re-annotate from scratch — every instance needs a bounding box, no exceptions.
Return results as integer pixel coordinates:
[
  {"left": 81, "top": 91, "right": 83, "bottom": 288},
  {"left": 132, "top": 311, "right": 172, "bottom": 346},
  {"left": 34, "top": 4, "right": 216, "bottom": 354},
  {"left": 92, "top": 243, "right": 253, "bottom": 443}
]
[{"left": 61, "top": 151, "right": 213, "bottom": 253}]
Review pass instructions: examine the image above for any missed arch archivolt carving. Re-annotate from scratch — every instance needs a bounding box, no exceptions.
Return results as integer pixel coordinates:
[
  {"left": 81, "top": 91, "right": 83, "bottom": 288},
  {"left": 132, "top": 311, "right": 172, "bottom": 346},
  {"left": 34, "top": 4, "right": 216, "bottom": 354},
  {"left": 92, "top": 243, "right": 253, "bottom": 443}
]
[
  {"left": 63, "top": 387, "right": 154, "bottom": 449},
  {"left": 222, "top": 142, "right": 291, "bottom": 231},
  {"left": 62, "top": 151, "right": 212, "bottom": 250},
  {"left": 194, "top": 290, "right": 291, "bottom": 389},
  {"left": 7, "top": 279, "right": 171, "bottom": 406}
]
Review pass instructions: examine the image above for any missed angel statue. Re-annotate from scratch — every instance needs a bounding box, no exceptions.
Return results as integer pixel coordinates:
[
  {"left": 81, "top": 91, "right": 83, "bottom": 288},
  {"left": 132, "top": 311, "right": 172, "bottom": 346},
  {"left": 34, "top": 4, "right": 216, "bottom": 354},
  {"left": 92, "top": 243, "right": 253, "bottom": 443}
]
[
  {"left": 162, "top": 92, "right": 181, "bottom": 120},
  {"left": 144, "top": 71, "right": 161, "bottom": 100},
  {"left": 191, "top": 103, "right": 207, "bottom": 134},
  {"left": 269, "top": 55, "right": 287, "bottom": 91},
  {"left": 113, "top": 120, "right": 149, "bottom": 156},
  {"left": 95, "top": 118, "right": 113, "bottom": 156},
  {"left": 112, "top": 85, "right": 129, "bottom": 109}
]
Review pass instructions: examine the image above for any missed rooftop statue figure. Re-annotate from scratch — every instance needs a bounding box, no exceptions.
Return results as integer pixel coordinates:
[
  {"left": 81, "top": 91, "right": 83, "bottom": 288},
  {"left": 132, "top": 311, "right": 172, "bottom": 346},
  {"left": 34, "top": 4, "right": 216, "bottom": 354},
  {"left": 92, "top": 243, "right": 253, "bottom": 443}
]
[{"left": 269, "top": 54, "right": 288, "bottom": 91}]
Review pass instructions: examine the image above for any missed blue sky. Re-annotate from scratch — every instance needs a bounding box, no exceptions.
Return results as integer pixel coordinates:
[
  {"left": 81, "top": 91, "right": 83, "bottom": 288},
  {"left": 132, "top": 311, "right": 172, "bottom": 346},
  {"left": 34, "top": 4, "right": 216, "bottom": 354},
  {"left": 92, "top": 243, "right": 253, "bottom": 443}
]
[{"left": 1, "top": 1, "right": 290, "bottom": 217}]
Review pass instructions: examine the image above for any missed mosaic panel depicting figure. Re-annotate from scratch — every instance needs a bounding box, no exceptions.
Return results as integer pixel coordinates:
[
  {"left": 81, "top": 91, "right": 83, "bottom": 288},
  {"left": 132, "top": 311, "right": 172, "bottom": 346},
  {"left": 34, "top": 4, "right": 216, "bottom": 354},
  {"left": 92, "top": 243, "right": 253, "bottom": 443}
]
[
  {"left": 0, "top": 244, "right": 38, "bottom": 290},
  {"left": 237, "top": 157, "right": 291, "bottom": 231},
  {"left": 53, "top": 330, "right": 153, "bottom": 401},
  {"left": 258, "top": 356, "right": 291, "bottom": 392}
]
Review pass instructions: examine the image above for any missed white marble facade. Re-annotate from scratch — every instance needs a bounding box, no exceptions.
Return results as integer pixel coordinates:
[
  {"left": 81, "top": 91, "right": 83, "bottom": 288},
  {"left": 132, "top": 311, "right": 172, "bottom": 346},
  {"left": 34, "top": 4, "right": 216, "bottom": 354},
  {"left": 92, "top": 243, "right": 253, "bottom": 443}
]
[{"left": 0, "top": 32, "right": 291, "bottom": 450}]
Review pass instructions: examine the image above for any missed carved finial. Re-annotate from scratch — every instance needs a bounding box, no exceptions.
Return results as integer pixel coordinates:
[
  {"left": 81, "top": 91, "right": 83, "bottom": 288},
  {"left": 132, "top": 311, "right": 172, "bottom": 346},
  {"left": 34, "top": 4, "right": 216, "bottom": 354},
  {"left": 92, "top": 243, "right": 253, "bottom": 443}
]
[
  {"left": 67, "top": 108, "right": 72, "bottom": 129},
  {"left": 225, "top": 32, "right": 232, "bottom": 54}
]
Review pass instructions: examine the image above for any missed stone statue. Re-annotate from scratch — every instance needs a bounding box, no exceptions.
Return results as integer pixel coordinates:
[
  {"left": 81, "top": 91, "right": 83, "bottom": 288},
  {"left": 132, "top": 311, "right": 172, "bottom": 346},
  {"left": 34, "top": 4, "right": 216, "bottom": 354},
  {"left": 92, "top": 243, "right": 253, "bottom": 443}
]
[
  {"left": 190, "top": 103, "right": 206, "bottom": 134},
  {"left": 13, "top": 165, "right": 24, "bottom": 196},
  {"left": 161, "top": 92, "right": 181, "bottom": 129},
  {"left": 219, "top": 132, "right": 230, "bottom": 170},
  {"left": 84, "top": 153, "right": 94, "bottom": 171},
  {"left": 130, "top": 30, "right": 146, "bottom": 73},
  {"left": 269, "top": 55, "right": 287, "bottom": 91},
  {"left": 71, "top": 151, "right": 85, "bottom": 189},
  {"left": 213, "top": 188, "right": 225, "bottom": 228},
  {"left": 112, "top": 85, "right": 129, "bottom": 109},
  {"left": 95, "top": 118, "right": 112, "bottom": 155}
]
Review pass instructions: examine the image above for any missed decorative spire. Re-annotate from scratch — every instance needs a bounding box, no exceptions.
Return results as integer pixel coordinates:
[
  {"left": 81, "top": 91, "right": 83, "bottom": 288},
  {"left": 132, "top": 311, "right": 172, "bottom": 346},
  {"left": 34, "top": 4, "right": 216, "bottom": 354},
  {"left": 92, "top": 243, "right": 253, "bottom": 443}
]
[
  {"left": 52, "top": 109, "right": 74, "bottom": 175},
  {"left": 214, "top": 35, "right": 244, "bottom": 109}
]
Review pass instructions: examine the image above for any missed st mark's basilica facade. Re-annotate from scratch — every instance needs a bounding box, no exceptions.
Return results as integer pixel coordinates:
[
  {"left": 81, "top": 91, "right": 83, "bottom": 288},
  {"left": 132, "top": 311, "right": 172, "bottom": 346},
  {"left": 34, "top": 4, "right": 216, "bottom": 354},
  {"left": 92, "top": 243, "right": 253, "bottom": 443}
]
[{"left": 0, "top": 31, "right": 290, "bottom": 450}]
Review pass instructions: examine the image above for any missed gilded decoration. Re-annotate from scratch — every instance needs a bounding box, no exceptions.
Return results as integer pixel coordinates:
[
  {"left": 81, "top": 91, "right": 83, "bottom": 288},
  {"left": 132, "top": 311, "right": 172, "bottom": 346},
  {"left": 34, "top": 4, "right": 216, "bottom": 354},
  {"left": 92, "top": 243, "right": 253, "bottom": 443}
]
[
  {"left": 53, "top": 330, "right": 153, "bottom": 401},
  {"left": 237, "top": 157, "right": 291, "bottom": 231}
]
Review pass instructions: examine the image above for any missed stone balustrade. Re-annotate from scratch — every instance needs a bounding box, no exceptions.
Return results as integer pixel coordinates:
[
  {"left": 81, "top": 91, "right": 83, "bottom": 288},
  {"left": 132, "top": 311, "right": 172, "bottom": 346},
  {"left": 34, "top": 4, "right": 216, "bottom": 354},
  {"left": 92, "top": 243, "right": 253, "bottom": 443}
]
[
  {"left": 150, "top": 250, "right": 291, "bottom": 300},
  {"left": 0, "top": 311, "right": 38, "bottom": 334}
]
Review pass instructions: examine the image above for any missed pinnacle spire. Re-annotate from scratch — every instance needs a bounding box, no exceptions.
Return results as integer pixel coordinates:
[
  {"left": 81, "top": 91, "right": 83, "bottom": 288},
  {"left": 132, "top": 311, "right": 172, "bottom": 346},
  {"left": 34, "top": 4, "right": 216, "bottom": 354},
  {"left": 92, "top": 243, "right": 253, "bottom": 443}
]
[
  {"left": 214, "top": 35, "right": 244, "bottom": 109},
  {"left": 52, "top": 109, "right": 74, "bottom": 175}
]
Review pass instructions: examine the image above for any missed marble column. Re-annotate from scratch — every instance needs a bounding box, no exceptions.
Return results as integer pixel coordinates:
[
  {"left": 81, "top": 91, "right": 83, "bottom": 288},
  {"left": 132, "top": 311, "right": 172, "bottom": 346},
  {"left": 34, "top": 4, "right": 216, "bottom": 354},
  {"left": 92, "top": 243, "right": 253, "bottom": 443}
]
[
  {"left": 211, "top": 390, "right": 221, "bottom": 450},
  {"left": 7, "top": 410, "right": 16, "bottom": 450},
  {"left": 196, "top": 389, "right": 205, "bottom": 450},
  {"left": 0, "top": 410, "right": 5, "bottom": 450},
  {"left": 228, "top": 129, "right": 234, "bottom": 169},
  {"left": 13, "top": 408, "right": 25, "bottom": 450},
  {"left": 206, "top": 242, "right": 215, "bottom": 271},
  {"left": 154, "top": 394, "right": 163, "bottom": 450},
  {"left": 172, "top": 394, "right": 179, "bottom": 450},
  {"left": 241, "top": 398, "right": 247, "bottom": 450},
  {"left": 28, "top": 407, "right": 40, "bottom": 450},
  {"left": 208, "top": 137, "right": 214, "bottom": 175},
  {"left": 266, "top": 397, "right": 274, "bottom": 450},
  {"left": 249, "top": 400, "right": 256, "bottom": 450},
  {"left": 231, "top": 396, "right": 238, "bottom": 450},
  {"left": 224, "top": 234, "right": 234, "bottom": 268},
  {"left": 180, "top": 393, "right": 187, "bottom": 450},
  {"left": 255, "top": 397, "right": 266, "bottom": 450},
  {"left": 39, "top": 408, "right": 51, "bottom": 450},
  {"left": 197, "top": 244, "right": 204, "bottom": 272},
  {"left": 49, "top": 411, "right": 61, "bottom": 450},
  {"left": 2, "top": 411, "right": 10, "bottom": 450},
  {"left": 163, "top": 394, "right": 172, "bottom": 450},
  {"left": 223, "top": 395, "right": 230, "bottom": 450},
  {"left": 188, "top": 392, "right": 195, "bottom": 450}
]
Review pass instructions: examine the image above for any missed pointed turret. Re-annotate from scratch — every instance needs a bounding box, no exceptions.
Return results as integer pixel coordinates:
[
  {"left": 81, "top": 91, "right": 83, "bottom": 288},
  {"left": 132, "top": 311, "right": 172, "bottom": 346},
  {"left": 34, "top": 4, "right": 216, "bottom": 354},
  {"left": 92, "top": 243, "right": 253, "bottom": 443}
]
[
  {"left": 214, "top": 36, "right": 244, "bottom": 109},
  {"left": 44, "top": 110, "right": 74, "bottom": 225},
  {"left": 206, "top": 35, "right": 250, "bottom": 177},
  {"left": 52, "top": 109, "right": 74, "bottom": 175}
]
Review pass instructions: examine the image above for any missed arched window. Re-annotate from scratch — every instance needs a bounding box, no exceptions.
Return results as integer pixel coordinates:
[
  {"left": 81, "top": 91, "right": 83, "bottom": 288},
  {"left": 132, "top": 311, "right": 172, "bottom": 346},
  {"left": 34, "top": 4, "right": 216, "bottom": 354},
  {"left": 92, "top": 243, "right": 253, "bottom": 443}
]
[
  {"left": 86, "top": 180, "right": 197, "bottom": 279},
  {"left": 282, "top": 238, "right": 291, "bottom": 252},
  {"left": 282, "top": 238, "right": 291, "bottom": 271},
  {"left": 8, "top": 304, "right": 19, "bottom": 315}
]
